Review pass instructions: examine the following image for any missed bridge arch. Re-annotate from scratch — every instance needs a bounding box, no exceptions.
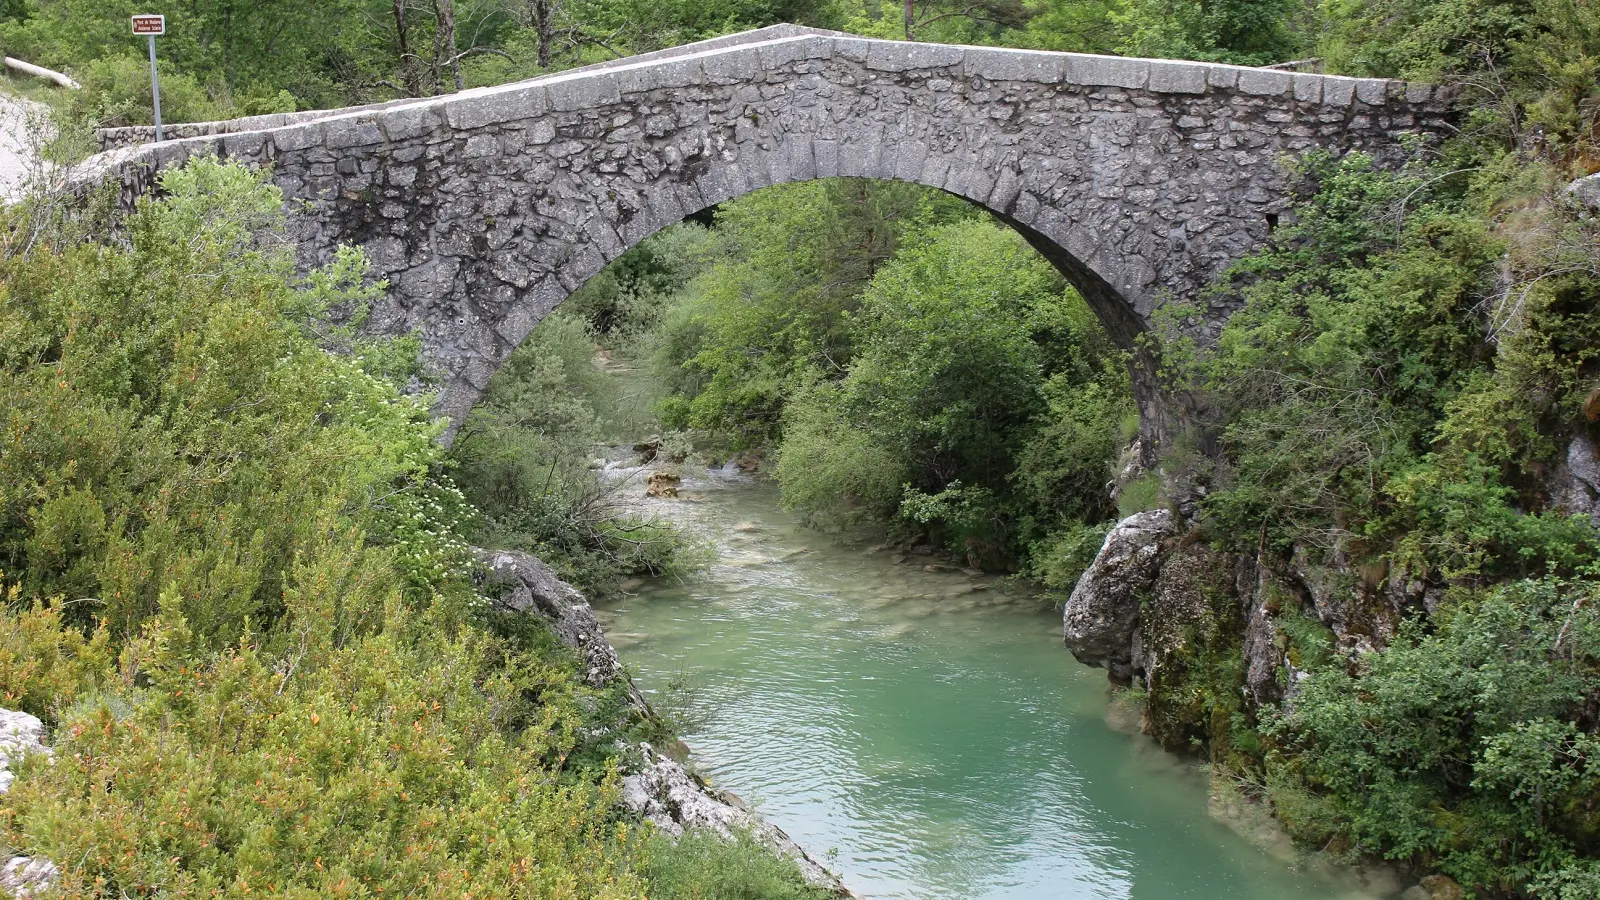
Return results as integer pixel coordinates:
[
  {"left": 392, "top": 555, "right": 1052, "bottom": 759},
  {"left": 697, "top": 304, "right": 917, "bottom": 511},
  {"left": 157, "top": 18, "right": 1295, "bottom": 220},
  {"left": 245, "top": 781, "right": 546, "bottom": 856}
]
[{"left": 82, "top": 24, "right": 1451, "bottom": 450}]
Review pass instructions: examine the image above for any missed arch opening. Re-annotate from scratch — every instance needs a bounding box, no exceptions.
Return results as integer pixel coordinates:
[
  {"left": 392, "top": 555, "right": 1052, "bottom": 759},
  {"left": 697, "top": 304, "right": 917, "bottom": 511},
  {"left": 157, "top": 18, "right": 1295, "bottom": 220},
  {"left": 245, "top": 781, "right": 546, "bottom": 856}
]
[{"left": 449, "top": 175, "right": 1141, "bottom": 583}]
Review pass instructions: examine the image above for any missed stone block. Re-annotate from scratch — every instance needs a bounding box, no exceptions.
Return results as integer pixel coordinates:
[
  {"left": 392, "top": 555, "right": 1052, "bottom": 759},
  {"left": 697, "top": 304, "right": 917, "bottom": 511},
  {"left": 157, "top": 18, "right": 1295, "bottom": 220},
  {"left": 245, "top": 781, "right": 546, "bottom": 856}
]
[
  {"left": 831, "top": 37, "right": 872, "bottom": 63},
  {"left": 462, "top": 134, "right": 499, "bottom": 159},
  {"left": 1147, "top": 60, "right": 1207, "bottom": 94},
  {"left": 963, "top": 47, "right": 1065, "bottom": 83},
  {"left": 755, "top": 35, "right": 832, "bottom": 70},
  {"left": 381, "top": 101, "right": 448, "bottom": 141},
  {"left": 801, "top": 138, "right": 835, "bottom": 178},
  {"left": 918, "top": 153, "right": 951, "bottom": 190},
  {"left": 988, "top": 167, "right": 1023, "bottom": 210},
  {"left": 703, "top": 46, "right": 762, "bottom": 82},
  {"left": 447, "top": 85, "right": 548, "bottom": 131},
  {"left": 786, "top": 137, "right": 818, "bottom": 181},
  {"left": 1236, "top": 68, "right": 1292, "bottom": 96},
  {"left": 545, "top": 72, "right": 622, "bottom": 112},
  {"left": 582, "top": 212, "right": 625, "bottom": 262},
  {"left": 1293, "top": 73, "right": 1323, "bottom": 103},
  {"left": 1405, "top": 83, "right": 1433, "bottom": 102},
  {"left": 1354, "top": 78, "right": 1388, "bottom": 105},
  {"left": 274, "top": 121, "right": 326, "bottom": 153},
  {"left": 461, "top": 354, "right": 497, "bottom": 390},
  {"left": 324, "top": 116, "right": 385, "bottom": 150},
  {"left": 1321, "top": 77, "right": 1357, "bottom": 107},
  {"left": 1066, "top": 54, "right": 1149, "bottom": 90},
  {"left": 894, "top": 140, "right": 929, "bottom": 183},
  {"left": 866, "top": 40, "right": 964, "bottom": 73},
  {"left": 1206, "top": 66, "right": 1240, "bottom": 89},
  {"left": 432, "top": 378, "right": 483, "bottom": 433},
  {"left": 942, "top": 156, "right": 974, "bottom": 196}
]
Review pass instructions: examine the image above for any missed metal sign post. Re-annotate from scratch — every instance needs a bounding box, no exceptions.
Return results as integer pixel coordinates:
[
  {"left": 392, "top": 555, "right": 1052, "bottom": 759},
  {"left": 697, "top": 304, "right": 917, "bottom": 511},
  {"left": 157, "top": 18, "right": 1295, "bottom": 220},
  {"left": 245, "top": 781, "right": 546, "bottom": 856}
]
[{"left": 131, "top": 15, "right": 165, "bottom": 141}]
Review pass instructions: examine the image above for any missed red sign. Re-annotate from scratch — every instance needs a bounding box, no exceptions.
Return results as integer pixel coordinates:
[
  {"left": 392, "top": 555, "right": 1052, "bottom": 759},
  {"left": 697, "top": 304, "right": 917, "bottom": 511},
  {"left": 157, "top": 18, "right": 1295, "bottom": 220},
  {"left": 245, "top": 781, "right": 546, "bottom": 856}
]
[{"left": 131, "top": 14, "right": 165, "bottom": 35}]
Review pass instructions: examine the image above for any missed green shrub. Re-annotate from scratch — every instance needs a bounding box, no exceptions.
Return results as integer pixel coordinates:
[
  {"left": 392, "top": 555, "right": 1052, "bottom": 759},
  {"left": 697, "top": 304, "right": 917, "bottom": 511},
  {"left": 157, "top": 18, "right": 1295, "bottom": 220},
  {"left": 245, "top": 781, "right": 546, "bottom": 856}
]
[
  {"left": 72, "top": 54, "right": 228, "bottom": 126},
  {"left": 0, "top": 157, "right": 668, "bottom": 898},
  {"left": 1267, "top": 578, "right": 1600, "bottom": 893},
  {"left": 451, "top": 310, "right": 698, "bottom": 597},
  {"left": 633, "top": 828, "right": 834, "bottom": 900}
]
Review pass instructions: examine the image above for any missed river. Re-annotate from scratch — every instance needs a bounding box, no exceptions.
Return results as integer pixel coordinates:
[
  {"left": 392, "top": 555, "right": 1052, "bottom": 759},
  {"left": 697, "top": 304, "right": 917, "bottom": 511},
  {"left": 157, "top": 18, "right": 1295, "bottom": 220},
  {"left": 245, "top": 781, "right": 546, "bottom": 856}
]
[{"left": 595, "top": 463, "right": 1389, "bottom": 900}]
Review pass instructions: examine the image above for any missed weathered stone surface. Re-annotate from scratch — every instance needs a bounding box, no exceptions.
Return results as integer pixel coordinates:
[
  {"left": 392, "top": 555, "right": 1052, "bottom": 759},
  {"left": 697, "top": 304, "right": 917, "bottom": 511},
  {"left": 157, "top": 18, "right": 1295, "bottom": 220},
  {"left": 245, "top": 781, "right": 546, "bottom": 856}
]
[
  {"left": 622, "top": 743, "right": 849, "bottom": 894},
  {"left": 1551, "top": 433, "right": 1600, "bottom": 525},
  {"left": 1569, "top": 172, "right": 1600, "bottom": 212},
  {"left": 81, "top": 25, "right": 1449, "bottom": 446},
  {"left": 1064, "top": 509, "right": 1177, "bottom": 681},
  {"left": 0, "top": 857, "right": 58, "bottom": 899},
  {"left": 475, "top": 549, "right": 638, "bottom": 697},
  {"left": 0, "top": 709, "right": 47, "bottom": 796},
  {"left": 1, "top": 710, "right": 57, "bottom": 899}
]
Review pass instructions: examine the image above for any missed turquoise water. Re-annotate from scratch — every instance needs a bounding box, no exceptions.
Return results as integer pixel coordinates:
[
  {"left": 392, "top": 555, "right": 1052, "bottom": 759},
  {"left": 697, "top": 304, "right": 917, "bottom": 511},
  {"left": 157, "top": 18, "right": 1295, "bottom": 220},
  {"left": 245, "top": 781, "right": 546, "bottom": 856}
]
[{"left": 596, "top": 468, "right": 1387, "bottom": 900}]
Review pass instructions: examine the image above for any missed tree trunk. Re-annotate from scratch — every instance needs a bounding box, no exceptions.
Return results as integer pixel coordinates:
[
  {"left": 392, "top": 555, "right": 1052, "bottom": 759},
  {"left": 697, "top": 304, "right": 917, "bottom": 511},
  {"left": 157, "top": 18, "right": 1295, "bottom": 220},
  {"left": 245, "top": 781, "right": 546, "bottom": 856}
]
[
  {"left": 903, "top": 0, "right": 915, "bottom": 40},
  {"left": 435, "top": 0, "right": 463, "bottom": 92},
  {"left": 393, "top": 0, "right": 423, "bottom": 96},
  {"left": 534, "top": 0, "right": 556, "bottom": 70}
]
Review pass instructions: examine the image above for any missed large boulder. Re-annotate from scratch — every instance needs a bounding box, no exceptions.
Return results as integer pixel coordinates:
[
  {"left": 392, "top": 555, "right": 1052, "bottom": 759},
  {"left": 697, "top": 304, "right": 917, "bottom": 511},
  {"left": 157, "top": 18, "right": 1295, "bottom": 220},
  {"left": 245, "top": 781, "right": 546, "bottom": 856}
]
[
  {"left": 1063, "top": 509, "right": 1177, "bottom": 681},
  {"left": 1568, "top": 172, "right": 1600, "bottom": 213}
]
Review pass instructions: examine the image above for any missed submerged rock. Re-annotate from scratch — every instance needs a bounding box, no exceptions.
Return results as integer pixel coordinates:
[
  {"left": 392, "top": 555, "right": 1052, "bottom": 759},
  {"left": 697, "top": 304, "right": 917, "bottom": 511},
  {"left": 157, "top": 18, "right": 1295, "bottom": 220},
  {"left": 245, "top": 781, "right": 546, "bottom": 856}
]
[
  {"left": 1401, "top": 874, "right": 1465, "bottom": 900},
  {"left": 646, "top": 470, "right": 681, "bottom": 498},
  {"left": 1063, "top": 509, "right": 1177, "bottom": 681}
]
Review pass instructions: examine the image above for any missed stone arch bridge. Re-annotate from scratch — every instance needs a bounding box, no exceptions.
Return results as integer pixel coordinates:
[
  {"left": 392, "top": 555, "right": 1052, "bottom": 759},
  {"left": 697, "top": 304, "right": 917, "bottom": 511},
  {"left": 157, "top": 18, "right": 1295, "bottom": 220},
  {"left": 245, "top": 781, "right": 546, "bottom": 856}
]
[{"left": 81, "top": 24, "right": 1451, "bottom": 446}]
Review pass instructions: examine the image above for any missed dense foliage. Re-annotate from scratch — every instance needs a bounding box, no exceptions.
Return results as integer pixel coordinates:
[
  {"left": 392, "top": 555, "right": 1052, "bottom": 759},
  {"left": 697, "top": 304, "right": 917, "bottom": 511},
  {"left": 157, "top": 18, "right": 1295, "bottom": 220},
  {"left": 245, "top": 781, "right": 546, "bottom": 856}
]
[
  {"left": 3, "top": 0, "right": 1600, "bottom": 894},
  {"left": 1269, "top": 579, "right": 1600, "bottom": 895},
  {"left": 1143, "top": 2, "right": 1600, "bottom": 893},
  {"left": 0, "top": 159, "right": 825, "bottom": 898},
  {"left": 649, "top": 180, "right": 1132, "bottom": 574}
]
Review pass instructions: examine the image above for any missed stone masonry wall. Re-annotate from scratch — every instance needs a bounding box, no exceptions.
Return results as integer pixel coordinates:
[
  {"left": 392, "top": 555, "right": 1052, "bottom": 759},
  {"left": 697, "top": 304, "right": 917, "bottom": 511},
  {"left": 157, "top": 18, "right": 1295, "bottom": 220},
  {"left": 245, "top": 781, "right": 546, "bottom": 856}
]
[{"left": 73, "top": 27, "right": 1452, "bottom": 440}]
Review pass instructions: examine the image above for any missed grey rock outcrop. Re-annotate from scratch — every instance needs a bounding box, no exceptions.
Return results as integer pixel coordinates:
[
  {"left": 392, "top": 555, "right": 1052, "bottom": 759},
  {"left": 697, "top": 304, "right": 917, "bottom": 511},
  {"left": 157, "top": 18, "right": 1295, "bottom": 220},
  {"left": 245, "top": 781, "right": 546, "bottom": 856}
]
[
  {"left": 621, "top": 743, "right": 848, "bottom": 895},
  {"left": 1064, "top": 509, "right": 1177, "bottom": 681},
  {"left": 1551, "top": 433, "right": 1600, "bottom": 526},
  {"left": 1, "top": 709, "right": 57, "bottom": 899},
  {"left": 477, "top": 549, "right": 639, "bottom": 699},
  {"left": 0, "top": 709, "right": 47, "bottom": 796},
  {"left": 1064, "top": 506, "right": 1438, "bottom": 707},
  {"left": 1568, "top": 172, "right": 1600, "bottom": 213},
  {"left": 0, "top": 858, "right": 57, "bottom": 899}
]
